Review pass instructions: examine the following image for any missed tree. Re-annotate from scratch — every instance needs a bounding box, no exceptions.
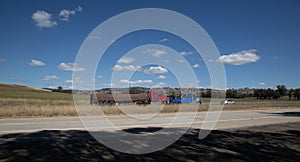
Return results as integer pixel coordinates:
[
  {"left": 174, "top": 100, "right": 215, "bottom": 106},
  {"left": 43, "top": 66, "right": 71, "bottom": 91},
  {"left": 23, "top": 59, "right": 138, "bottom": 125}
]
[
  {"left": 57, "top": 86, "right": 63, "bottom": 91},
  {"left": 288, "top": 89, "right": 294, "bottom": 100},
  {"left": 226, "top": 89, "right": 236, "bottom": 98},
  {"left": 254, "top": 89, "right": 264, "bottom": 99},
  {"left": 276, "top": 85, "right": 287, "bottom": 97},
  {"left": 206, "top": 89, "right": 212, "bottom": 98},
  {"left": 294, "top": 89, "right": 300, "bottom": 100},
  {"left": 266, "top": 88, "right": 275, "bottom": 100},
  {"left": 254, "top": 88, "right": 279, "bottom": 100},
  {"left": 273, "top": 91, "right": 280, "bottom": 100},
  {"left": 201, "top": 89, "right": 211, "bottom": 98},
  {"left": 226, "top": 89, "right": 243, "bottom": 98},
  {"left": 129, "top": 89, "right": 136, "bottom": 94}
]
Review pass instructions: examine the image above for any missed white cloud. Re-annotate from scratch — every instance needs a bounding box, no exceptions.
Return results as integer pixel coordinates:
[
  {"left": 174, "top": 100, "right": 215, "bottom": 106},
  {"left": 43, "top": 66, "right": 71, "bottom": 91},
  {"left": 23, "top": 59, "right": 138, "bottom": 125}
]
[
  {"left": 59, "top": 10, "right": 75, "bottom": 21},
  {"left": 218, "top": 49, "right": 260, "bottom": 65},
  {"left": 144, "top": 66, "right": 168, "bottom": 74},
  {"left": 117, "top": 57, "right": 135, "bottom": 64},
  {"left": 159, "top": 38, "right": 168, "bottom": 42},
  {"left": 64, "top": 77, "right": 83, "bottom": 84},
  {"left": 47, "top": 86, "right": 57, "bottom": 89},
  {"left": 0, "top": 58, "right": 7, "bottom": 63},
  {"left": 58, "top": 62, "right": 85, "bottom": 72},
  {"left": 59, "top": 6, "right": 82, "bottom": 21},
  {"left": 113, "top": 65, "right": 141, "bottom": 71},
  {"left": 136, "top": 80, "right": 152, "bottom": 85},
  {"left": 97, "top": 75, "right": 103, "bottom": 79},
  {"left": 88, "top": 30, "right": 101, "bottom": 40},
  {"left": 157, "top": 82, "right": 166, "bottom": 86},
  {"left": 77, "top": 6, "right": 83, "bottom": 12},
  {"left": 180, "top": 83, "right": 199, "bottom": 88},
  {"left": 29, "top": 59, "right": 45, "bottom": 66},
  {"left": 11, "top": 77, "right": 30, "bottom": 83},
  {"left": 103, "top": 83, "right": 116, "bottom": 87},
  {"left": 120, "top": 79, "right": 153, "bottom": 86},
  {"left": 179, "top": 51, "right": 193, "bottom": 56},
  {"left": 153, "top": 82, "right": 167, "bottom": 88},
  {"left": 120, "top": 79, "right": 130, "bottom": 84},
  {"left": 32, "top": 10, "right": 57, "bottom": 28},
  {"left": 42, "top": 75, "right": 59, "bottom": 81},
  {"left": 259, "top": 82, "right": 266, "bottom": 85},
  {"left": 146, "top": 49, "right": 167, "bottom": 57},
  {"left": 64, "top": 80, "right": 73, "bottom": 84},
  {"left": 158, "top": 75, "right": 166, "bottom": 79},
  {"left": 193, "top": 64, "right": 199, "bottom": 68},
  {"left": 177, "top": 59, "right": 185, "bottom": 63}
]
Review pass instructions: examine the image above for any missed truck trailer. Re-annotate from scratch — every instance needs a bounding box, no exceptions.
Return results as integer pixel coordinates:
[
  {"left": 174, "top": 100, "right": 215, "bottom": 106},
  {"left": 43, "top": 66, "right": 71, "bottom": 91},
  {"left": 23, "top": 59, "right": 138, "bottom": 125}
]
[{"left": 90, "top": 90, "right": 168, "bottom": 105}]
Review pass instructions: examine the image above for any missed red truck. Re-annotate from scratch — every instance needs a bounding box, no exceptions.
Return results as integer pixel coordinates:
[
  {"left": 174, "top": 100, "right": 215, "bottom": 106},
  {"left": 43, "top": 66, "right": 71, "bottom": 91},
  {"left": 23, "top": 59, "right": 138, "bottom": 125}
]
[
  {"left": 90, "top": 90, "right": 169, "bottom": 105},
  {"left": 150, "top": 90, "right": 169, "bottom": 104}
]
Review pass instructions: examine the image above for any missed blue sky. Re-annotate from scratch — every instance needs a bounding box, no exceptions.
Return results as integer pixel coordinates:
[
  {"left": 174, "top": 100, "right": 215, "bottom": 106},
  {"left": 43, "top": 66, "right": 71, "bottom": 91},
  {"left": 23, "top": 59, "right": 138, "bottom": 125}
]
[{"left": 0, "top": 0, "right": 300, "bottom": 89}]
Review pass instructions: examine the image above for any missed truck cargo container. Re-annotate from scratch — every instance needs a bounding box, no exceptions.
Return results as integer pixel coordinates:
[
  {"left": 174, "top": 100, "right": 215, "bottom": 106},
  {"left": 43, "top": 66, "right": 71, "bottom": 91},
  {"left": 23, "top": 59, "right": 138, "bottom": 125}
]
[{"left": 90, "top": 90, "right": 168, "bottom": 105}]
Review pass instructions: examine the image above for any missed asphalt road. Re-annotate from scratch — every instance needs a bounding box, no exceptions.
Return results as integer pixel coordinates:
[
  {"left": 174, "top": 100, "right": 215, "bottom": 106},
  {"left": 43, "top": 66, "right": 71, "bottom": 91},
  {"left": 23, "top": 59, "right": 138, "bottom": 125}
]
[
  {"left": 1, "top": 108, "right": 300, "bottom": 134},
  {"left": 1, "top": 108, "right": 300, "bottom": 161}
]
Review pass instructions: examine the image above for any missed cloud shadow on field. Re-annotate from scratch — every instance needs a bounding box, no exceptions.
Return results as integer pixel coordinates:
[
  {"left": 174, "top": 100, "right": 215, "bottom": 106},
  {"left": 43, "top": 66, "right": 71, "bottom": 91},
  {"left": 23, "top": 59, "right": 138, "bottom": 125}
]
[{"left": 1, "top": 123, "right": 300, "bottom": 161}]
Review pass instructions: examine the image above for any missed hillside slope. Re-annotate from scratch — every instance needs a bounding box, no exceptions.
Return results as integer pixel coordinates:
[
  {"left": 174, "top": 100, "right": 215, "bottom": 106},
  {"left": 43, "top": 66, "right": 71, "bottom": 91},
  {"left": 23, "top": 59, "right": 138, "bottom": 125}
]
[{"left": 0, "top": 83, "right": 51, "bottom": 92}]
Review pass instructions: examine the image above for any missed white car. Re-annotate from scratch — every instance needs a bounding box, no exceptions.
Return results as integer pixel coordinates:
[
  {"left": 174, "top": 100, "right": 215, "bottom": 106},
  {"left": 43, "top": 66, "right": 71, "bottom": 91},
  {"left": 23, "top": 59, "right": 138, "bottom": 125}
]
[{"left": 221, "top": 99, "right": 235, "bottom": 104}]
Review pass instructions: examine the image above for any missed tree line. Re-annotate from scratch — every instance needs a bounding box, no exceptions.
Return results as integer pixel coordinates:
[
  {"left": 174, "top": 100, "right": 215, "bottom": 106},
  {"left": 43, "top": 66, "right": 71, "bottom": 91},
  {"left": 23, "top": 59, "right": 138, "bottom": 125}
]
[
  {"left": 51, "top": 84, "right": 300, "bottom": 100},
  {"left": 225, "top": 85, "right": 300, "bottom": 100}
]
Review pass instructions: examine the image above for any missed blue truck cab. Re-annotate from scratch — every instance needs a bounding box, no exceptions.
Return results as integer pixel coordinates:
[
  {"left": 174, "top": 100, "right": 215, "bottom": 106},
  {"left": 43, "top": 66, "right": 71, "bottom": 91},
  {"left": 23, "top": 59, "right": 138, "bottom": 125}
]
[{"left": 169, "top": 93, "right": 202, "bottom": 104}]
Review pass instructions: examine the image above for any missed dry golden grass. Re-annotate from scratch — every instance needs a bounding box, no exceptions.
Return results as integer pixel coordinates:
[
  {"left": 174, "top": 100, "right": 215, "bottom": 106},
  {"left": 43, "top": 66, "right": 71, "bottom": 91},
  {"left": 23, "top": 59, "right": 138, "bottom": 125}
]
[
  {"left": 222, "top": 101, "right": 300, "bottom": 110},
  {"left": 92, "top": 104, "right": 205, "bottom": 115},
  {"left": 0, "top": 98, "right": 77, "bottom": 117},
  {"left": 1, "top": 83, "right": 300, "bottom": 118},
  {"left": 1, "top": 98, "right": 300, "bottom": 118}
]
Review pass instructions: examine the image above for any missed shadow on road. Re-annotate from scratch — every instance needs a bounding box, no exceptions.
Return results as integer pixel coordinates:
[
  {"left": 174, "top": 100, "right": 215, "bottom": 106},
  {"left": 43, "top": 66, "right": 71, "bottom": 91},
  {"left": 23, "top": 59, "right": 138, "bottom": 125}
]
[
  {"left": 261, "top": 111, "right": 300, "bottom": 117},
  {"left": 1, "top": 123, "right": 300, "bottom": 161},
  {"left": 273, "top": 111, "right": 300, "bottom": 117},
  {"left": 123, "top": 127, "right": 163, "bottom": 134}
]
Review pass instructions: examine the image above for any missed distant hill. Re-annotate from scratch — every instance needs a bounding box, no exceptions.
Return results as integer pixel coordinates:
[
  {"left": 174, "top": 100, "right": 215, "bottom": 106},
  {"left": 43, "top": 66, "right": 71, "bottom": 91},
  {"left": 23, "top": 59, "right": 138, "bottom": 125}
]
[{"left": 0, "top": 83, "right": 52, "bottom": 92}]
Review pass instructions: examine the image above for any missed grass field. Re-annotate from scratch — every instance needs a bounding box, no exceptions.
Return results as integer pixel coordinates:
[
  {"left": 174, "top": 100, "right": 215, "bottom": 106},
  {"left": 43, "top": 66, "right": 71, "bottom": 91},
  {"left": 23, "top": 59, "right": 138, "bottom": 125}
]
[
  {"left": 1, "top": 97, "right": 300, "bottom": 118},
  {"left": 0, "top": 83, "right": 74, "bottom": 100},
  {"left": 0, "top": 91, "right": 74, "bottom": 100},
  {"left": 1, "top": 83, "right": 300, "bottom": 118}
]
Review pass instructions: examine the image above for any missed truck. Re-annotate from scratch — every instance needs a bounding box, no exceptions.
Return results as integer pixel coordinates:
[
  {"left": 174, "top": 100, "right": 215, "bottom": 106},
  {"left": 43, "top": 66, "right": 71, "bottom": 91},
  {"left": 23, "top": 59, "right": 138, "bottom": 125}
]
[
  {"left": 150, "top": 90, "right": 169, "bottom": 104},
  {"left": 90, "top": 90, "right": 169, "bottom": 105},
  {"left": 168, "top": 93, "right": 202, "bottom": 104}
]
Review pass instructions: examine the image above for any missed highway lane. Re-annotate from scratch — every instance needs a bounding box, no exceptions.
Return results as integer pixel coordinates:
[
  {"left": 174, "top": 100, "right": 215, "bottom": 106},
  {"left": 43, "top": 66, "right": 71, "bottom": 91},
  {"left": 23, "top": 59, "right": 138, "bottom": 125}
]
[{"left": 1, "top": 108, "right": 300, "bottom": 134}]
